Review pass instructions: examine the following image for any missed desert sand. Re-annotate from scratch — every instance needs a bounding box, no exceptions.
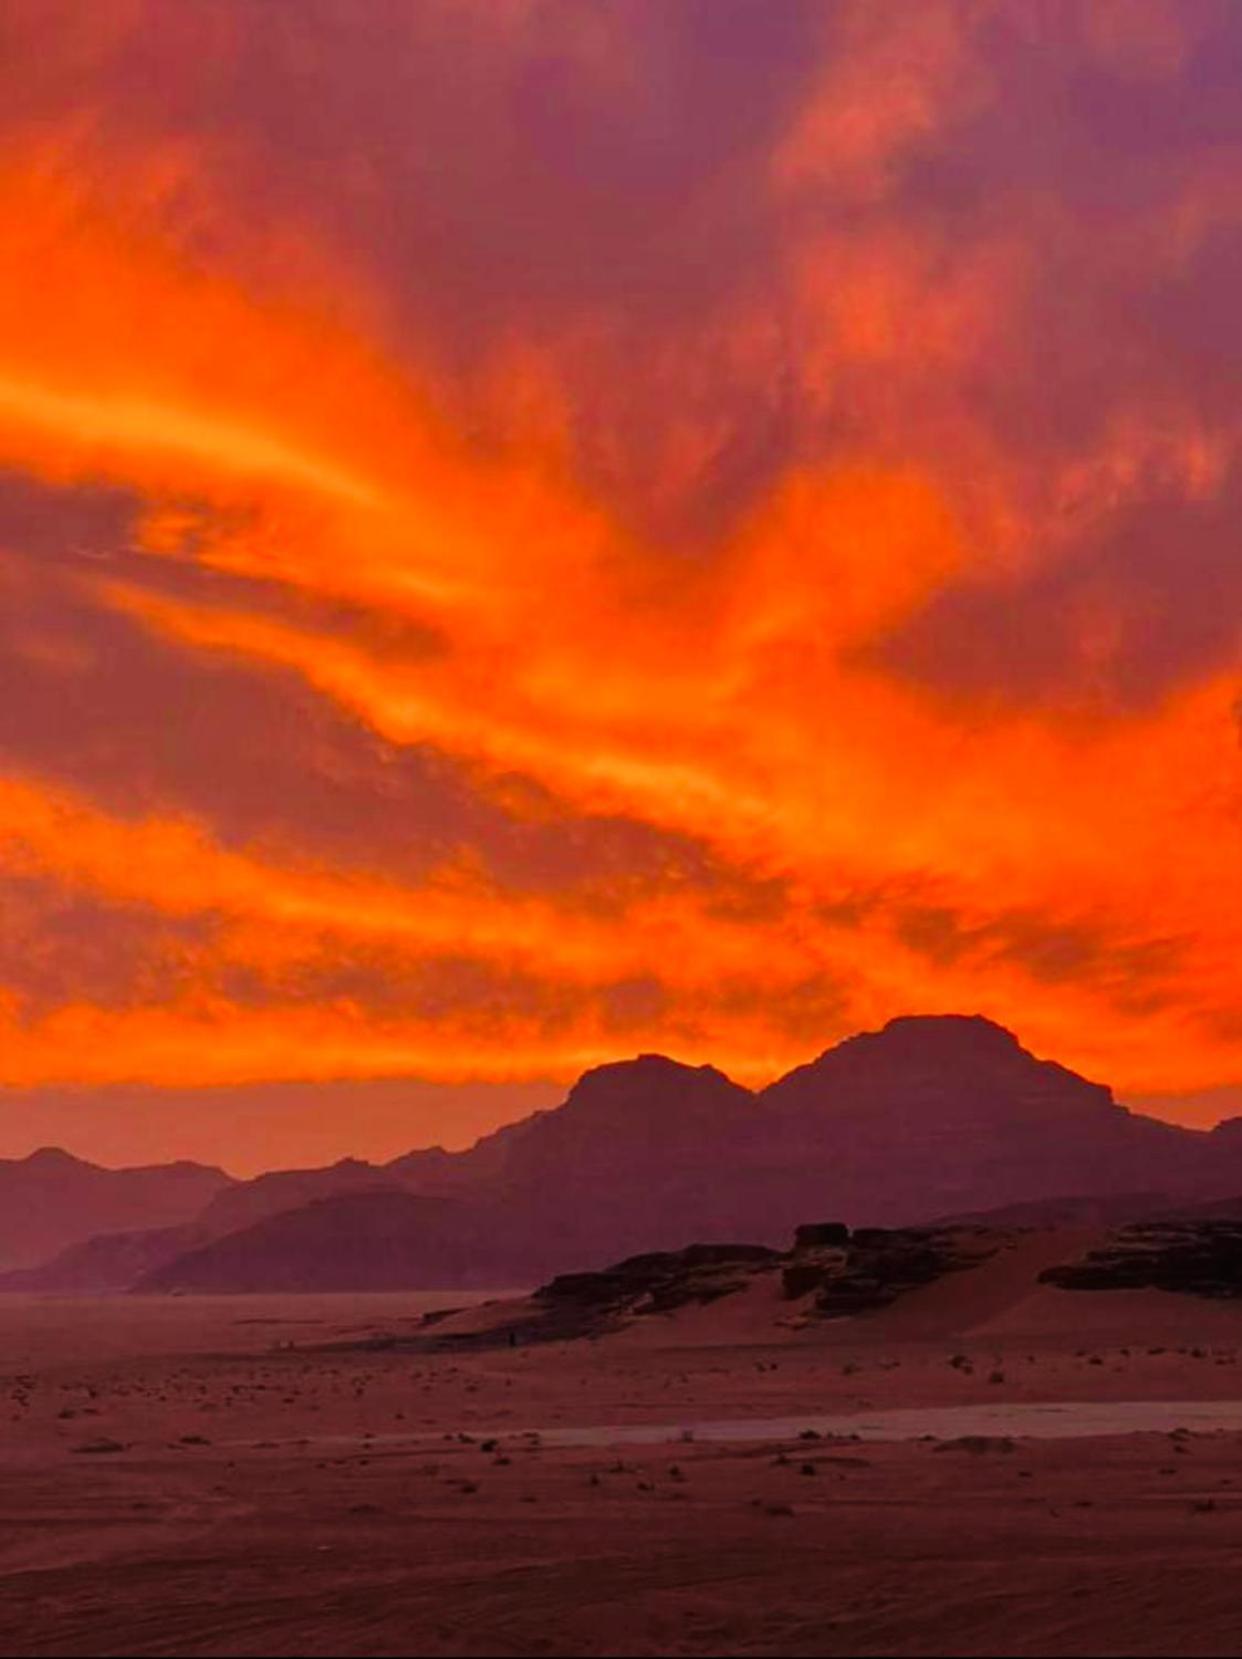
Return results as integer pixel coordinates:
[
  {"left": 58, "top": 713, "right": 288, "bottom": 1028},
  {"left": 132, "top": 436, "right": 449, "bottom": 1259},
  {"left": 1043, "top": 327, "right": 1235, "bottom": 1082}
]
[{"left": 4, "top": 1255, "right": 1242, "bottom": 1657}]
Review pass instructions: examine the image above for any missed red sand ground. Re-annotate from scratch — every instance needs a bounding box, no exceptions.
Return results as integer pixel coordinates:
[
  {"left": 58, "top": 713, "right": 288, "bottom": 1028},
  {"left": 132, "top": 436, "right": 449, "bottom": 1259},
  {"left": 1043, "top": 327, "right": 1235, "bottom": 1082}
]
[{"left": 4, "top": 1258, "right": 1242, "bottom": 1656}]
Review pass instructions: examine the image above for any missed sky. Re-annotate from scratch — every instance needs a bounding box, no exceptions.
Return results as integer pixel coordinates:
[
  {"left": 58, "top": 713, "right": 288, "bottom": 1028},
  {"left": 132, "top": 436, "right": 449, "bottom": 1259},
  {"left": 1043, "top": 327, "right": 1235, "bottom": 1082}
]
[{"left": 4, "top": 0, "right": 1242, "bottom": 1172}]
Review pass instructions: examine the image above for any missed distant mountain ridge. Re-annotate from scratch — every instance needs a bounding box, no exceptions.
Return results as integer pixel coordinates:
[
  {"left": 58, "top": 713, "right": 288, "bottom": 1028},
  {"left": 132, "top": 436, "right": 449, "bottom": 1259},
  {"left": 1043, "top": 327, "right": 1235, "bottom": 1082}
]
[
  {"left": 0, "top": 1148, "right": 233, "bottom": 1272},
  {"left": 134, "top": 1191, "right": 496, "bottom": 1294},
  {"left": 11, "top": 1014, "right": 1242, "bottom": 1293}
]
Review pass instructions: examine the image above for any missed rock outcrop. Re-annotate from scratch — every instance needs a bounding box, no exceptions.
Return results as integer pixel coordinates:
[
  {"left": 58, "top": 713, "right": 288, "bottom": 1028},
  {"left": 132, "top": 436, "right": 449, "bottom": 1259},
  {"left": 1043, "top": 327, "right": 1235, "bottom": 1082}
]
[
  {"left": 538, "top": 1242, "right": 779, "bottom": 1321},
  {"left": 780, "top": 1225, "right": 1010, "bottom": 1317},
  {"left": 409, "top": 1221, "right": 1019, "bottom": 1350},
  {"left": 1040, "top": 1220, "right": 1242, "bottom": 1299}
]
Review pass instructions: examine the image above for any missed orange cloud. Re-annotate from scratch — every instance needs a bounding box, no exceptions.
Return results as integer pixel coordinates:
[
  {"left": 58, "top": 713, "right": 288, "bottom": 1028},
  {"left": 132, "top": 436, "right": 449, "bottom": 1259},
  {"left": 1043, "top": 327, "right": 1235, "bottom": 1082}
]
[{"left": 3, "top": 1, "right": 1242, "bottom": 1164}]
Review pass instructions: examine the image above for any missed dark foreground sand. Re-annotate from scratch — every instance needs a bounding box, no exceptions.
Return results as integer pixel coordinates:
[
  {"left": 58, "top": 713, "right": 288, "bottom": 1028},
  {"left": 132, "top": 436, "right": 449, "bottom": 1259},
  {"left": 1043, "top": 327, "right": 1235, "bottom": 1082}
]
[{"left": 4, "top": 1266, "right": 1242, "bottom": 1658}]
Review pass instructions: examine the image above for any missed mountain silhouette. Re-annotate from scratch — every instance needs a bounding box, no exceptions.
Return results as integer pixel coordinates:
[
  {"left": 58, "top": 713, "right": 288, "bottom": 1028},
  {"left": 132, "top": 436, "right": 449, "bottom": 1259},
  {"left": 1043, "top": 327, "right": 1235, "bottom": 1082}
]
[
  {"left": 0, "top": 1148, "right": 233, "bottom": 1272},
  {"left": 133, "top": 1190, "right": 494, "bottom": 1294},
  {"left": 11, "top": 1015, "right": 1242, "bottom": 1292}
]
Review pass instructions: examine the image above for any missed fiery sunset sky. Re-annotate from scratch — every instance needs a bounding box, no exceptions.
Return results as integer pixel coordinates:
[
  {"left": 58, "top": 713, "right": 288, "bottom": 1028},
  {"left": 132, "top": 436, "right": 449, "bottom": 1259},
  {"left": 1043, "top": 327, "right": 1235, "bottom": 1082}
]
[{"left": 5, "top": 0, "right": 1242, "bottom": 1171}]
